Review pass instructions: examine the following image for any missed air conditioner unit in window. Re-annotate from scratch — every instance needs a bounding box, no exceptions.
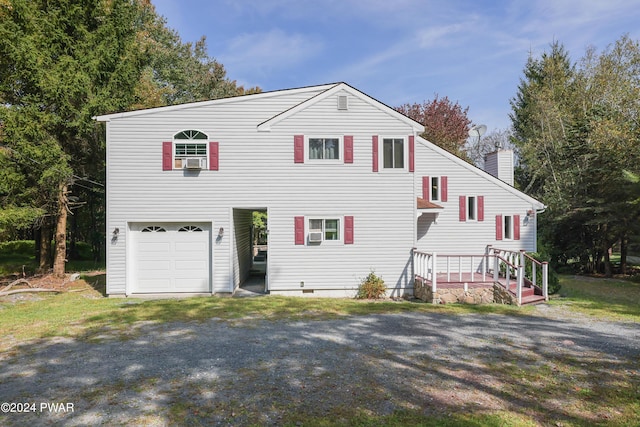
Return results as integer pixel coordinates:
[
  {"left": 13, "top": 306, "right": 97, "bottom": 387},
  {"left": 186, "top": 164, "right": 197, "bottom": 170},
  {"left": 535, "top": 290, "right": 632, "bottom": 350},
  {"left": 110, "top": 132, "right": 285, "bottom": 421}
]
[
  {"left": 184, "top": 157, "right": 203, "bottom": 169},
  {"left": 308, "top": 231, "right": 323, "bottom": 243}
]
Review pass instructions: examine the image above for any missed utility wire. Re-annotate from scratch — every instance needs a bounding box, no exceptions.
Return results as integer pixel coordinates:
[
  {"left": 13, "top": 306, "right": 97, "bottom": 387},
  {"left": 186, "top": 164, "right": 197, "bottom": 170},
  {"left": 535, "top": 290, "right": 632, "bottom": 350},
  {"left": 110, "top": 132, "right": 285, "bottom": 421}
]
[{"left": 0, "top": 144, "right": 104, "bottom": 188}]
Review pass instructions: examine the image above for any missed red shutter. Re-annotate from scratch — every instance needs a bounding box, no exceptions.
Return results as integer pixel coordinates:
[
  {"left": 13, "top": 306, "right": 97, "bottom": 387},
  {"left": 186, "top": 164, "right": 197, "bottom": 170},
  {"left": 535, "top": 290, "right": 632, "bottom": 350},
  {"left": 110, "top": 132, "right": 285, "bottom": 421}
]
[
  {"left": 372, "top": 136, "right": 378, "bottom": 172},
  {"left": 162, "top": 141, "right": 172, "bottom": 171},
  {"left": 209, "top": 141, "right": 219, "bottom": 171},
  {"left": 294, "top": 135, "right": 304, "bottom": 163},
  {"left": 344, "top": 135, "right": 353, "bottom": 164},
  {"left": 478, "top": 196, "right": 484, "bottom": 222},
  {"left": 294, "top": 216, "right": 305, "bottom": 245},
  {"left": 422, "top": 176, "right": 430, "bottom": 201},
  {"left": 408, "top": 135, "right": 415, "bottom": 172},
  {"left": 441, "top": 176, "right": 448, "bottom": 202},
  {"left": 459, "top": 196, "right": 466, "bottom": 222},
  {"left": 514, "top": 214, "right": 521, "bottom": 240},
  {"left": 496, "top": 215, "right": 503, "bottom": 240},
  {"left": 344, "top": 216, "right": 354, "bottom": 244}
]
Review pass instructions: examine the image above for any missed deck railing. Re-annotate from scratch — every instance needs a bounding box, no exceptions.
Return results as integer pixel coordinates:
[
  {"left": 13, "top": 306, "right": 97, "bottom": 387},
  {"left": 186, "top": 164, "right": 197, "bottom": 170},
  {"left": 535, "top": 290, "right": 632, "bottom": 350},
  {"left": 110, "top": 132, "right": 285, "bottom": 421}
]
[
  {"left": 412, "top": 246, "right": 549, "bottom": 304},
  {"left": 413, "top": 250, "right": 437, "bottom": 293},
  {"left": 490, "top": 247, "right": 549, "bottom": 302},
  {"left": 412, "top": 250, "right": 491, "bottom": 292}
]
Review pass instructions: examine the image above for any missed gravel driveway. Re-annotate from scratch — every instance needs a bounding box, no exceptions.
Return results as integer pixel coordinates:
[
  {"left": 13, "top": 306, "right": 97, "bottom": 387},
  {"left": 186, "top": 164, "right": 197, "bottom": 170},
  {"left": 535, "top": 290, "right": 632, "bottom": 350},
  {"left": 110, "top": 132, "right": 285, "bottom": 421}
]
[{"left": 0, "top": 305, "right": 638, "bottom": 426}]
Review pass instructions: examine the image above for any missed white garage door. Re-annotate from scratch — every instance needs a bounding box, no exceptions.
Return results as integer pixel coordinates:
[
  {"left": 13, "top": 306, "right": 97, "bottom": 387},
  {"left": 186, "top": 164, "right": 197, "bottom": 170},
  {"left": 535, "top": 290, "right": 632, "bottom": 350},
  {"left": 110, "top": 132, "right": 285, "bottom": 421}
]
[{"left": 131, "top": 223, "right": 211, "bottom": 293}]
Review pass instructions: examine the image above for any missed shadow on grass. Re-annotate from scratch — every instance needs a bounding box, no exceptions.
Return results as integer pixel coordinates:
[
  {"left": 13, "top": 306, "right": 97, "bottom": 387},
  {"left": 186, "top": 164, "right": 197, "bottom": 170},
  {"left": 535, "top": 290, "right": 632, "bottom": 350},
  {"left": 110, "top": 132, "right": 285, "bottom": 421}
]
[
  {"left": 80, "top": 273, "right": 107, "bottom": 297},
  {"left": 1, "top": 308, "right": 638, "bottom": 426}
]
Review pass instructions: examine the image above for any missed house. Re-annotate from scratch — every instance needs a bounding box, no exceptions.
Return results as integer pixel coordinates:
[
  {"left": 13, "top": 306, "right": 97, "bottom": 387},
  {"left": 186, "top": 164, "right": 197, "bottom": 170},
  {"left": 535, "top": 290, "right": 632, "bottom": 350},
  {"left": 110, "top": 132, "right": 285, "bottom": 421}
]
[{"left": 95, "top": 82, "right": 546, "bottom": 299}]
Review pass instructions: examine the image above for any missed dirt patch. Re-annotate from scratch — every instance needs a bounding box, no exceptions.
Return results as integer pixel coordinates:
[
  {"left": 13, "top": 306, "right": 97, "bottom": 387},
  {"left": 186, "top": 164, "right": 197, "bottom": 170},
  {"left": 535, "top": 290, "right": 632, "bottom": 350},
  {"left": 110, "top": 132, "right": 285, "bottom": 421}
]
[{"left": 0, "top": 272, "right": 105, "bottom": 302}]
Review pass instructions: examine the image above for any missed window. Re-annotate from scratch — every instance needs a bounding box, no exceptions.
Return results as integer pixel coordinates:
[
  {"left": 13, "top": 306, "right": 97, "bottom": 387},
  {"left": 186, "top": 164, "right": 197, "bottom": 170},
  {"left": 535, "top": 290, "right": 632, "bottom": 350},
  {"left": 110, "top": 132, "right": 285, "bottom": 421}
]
[
  {"left": 467, "top": 196, "right": 477, "bottom": 221},
  {"left": 383, "top": 138, "right": 404, "bottom": 169},
  {"left": 431, "top": 177, "right": 440, "bottom": 201},
  {"left": 178, "top": 226, "right": 203, "bottom": 232},
  {"left": 504, "top": 215, "right": 513, "bottom": 240},
  {"left": 309, "top": 138, "right": 339, "bottom": 160},
  {"left": 173, "top": 130, "right": 208, "bottom": 169},
  {"left": 174, "top": 130, "right": 207, "bottom": 140},
  {"left": 141, "top": 226, "right": 166, "bottom": 232},
  {"left": 309, "top": 218, "right": 340, "bottom": 241}
]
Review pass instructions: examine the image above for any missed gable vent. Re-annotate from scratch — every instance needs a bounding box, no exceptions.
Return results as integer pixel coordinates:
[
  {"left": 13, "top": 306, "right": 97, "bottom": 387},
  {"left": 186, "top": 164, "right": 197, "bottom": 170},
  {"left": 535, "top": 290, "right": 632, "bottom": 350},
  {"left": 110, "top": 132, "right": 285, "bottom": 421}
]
[{"left": 337, "top": 95, "right": 348, "bottom": 110}]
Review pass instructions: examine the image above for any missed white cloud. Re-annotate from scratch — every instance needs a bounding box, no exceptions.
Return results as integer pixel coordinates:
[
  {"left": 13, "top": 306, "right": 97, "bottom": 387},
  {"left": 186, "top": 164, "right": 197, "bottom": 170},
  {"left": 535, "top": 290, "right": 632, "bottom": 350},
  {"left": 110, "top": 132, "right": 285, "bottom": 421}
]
[
  {"left": 220, "top": 29, "right": 324, "bottom": 76},
  {"left": 415, "top": 24, "right": 467, "bottom": 48}
]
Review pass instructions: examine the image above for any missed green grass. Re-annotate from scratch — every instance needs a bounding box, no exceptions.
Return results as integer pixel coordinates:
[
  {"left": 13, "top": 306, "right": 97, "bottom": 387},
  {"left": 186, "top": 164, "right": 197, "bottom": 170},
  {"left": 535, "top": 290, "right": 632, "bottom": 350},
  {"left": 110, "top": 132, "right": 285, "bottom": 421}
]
[
  {"left": 3, "top": 273, "right": 639, "bottom": 351},
  {"left": 2, "top": 273, "right": 639, "bottom": 426},
  {"left": 0, "top": 285, "right": 532, "bottom": 351},
  {"left": 549, "top": 275, "right": 640, "bottom": 322},
  {"left": 0, "top": 239, "right": 105, "bottom": 276}
]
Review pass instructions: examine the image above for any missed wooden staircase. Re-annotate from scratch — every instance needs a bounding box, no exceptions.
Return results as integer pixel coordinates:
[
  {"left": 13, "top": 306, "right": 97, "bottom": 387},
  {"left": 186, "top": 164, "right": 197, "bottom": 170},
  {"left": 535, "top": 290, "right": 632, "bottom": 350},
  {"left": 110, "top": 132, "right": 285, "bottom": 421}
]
[{"left": 506, "top": 281, "right": 546, "bottom": 305}]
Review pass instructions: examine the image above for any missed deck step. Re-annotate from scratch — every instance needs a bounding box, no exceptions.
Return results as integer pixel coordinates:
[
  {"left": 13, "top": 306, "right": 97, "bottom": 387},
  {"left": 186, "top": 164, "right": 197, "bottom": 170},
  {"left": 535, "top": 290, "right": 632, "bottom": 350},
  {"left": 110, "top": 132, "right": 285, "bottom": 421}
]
[
  {"left": 520, "top": 294, "right": 546, "bottom": 305},
  {"left": 507, "top": 286, "right": 536, "bottom": 298}
]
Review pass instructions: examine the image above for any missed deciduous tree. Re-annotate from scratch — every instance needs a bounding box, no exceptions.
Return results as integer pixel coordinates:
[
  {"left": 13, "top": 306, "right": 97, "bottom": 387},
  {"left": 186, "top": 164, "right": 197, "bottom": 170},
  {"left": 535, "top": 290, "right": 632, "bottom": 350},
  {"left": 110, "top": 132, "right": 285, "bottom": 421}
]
[{"left": 396, "top": 96, "right": 473, "bottom": 160}]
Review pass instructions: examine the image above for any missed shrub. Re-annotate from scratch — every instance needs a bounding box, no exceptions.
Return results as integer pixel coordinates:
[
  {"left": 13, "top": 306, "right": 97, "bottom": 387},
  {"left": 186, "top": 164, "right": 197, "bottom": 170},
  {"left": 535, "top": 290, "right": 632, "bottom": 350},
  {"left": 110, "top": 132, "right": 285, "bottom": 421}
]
[
  {"left": 356, "top": 270, "right": 386, "bottom": 299},
  {"left": 0, "top": 240, "right": 34, "bottom": 256},
  {"left": 526, "top": 252, "right": 561, "bottom": 295}
]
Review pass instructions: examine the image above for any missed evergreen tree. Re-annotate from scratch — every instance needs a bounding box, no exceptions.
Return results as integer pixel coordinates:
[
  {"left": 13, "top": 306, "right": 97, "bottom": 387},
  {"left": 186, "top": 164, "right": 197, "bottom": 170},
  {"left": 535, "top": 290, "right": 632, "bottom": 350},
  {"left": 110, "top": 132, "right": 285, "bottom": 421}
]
[
  {"left": 0, "top": 0, "right": 258, "bottom": 276},
  {"left": 510, "top": 37, "right": 640, "bottom": 275}
]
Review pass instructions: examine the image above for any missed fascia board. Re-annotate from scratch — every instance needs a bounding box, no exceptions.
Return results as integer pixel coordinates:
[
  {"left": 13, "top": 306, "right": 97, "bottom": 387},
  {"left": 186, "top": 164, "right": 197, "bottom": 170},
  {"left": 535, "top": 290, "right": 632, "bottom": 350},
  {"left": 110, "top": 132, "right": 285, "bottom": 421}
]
[
  {"left": 257, "top": 82, "right": 424, "bottom": 133},
  {"left": 93, "top": 84, "right": 337, "bottom": 122},
  {"left": 416, "top": 136, "right": 546, "bottom": 210}
]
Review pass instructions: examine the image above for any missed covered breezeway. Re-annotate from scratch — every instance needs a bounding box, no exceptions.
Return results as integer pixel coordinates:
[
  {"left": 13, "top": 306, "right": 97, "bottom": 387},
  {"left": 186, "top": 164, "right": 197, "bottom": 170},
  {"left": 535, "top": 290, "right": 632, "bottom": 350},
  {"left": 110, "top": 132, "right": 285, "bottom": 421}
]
[{"left": 232, "top": 208, "right": 268, "bottom": 295}]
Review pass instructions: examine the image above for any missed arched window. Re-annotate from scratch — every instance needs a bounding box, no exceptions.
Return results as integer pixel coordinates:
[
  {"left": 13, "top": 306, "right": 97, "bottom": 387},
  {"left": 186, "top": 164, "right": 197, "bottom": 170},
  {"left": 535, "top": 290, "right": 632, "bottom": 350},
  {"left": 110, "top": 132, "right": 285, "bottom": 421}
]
[
  {"left": 178, "top": 225, "right": 203, "bottom": 232},
  {"left": 141, "top": 226, "right": 166, "bottom": 232},
  {"left": 173, "top": 130, "right": 208, "bottom": 169},
  {"left": 174, "top": 130, "right": 207, "bottom": 140}
]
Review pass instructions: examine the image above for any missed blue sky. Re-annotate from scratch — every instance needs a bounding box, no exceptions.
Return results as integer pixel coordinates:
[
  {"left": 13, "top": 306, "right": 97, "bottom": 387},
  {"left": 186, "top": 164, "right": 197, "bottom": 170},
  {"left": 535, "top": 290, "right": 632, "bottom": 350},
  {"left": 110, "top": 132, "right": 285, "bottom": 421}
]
[{"left": 152, "top": 0, "right": 640, "bottom": 132}]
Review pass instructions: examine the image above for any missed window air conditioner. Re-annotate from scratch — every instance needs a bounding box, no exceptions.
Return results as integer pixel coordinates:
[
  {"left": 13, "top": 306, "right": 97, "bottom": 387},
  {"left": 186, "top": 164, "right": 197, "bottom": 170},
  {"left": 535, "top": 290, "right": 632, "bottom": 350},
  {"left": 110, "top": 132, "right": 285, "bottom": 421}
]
[
  {"left": 308, "top": 231, "right": 323, "bottom": 243},
  {"left": 185, "top": 157, "right": 203, "bottom": 169}
]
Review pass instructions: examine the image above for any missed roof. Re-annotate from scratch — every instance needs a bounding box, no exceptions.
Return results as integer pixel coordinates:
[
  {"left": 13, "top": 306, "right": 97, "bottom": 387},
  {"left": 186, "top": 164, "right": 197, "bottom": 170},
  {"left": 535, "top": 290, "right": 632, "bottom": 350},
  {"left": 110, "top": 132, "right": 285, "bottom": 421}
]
[
  {"left": 257, "top": 82, "right": 424, "bottom": 132},
  {"left": 416, "top": 136, "right": 546, "bottom": 210},
  {"left": 417, "top": 198, "right": 444, "bottom": 209},
  {"left": 94, "top": 82, "right": 425, "bottom": 134},
  {"left": 93, "top": 83, "right": 338, "bottom": 122}
]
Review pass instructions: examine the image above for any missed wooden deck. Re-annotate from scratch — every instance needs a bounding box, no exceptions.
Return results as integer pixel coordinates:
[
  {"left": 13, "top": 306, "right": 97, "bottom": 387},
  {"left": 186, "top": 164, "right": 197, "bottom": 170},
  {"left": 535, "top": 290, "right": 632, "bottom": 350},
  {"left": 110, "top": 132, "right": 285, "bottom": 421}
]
[
  {"left": 419, "top": 272, "right": 546, "bottom": 305},
  {"left": 412, "top": 248, "right": 549, "bottom": 305},
  {"left": 433, "top": 272, "right": 503, "bottom": 287}
]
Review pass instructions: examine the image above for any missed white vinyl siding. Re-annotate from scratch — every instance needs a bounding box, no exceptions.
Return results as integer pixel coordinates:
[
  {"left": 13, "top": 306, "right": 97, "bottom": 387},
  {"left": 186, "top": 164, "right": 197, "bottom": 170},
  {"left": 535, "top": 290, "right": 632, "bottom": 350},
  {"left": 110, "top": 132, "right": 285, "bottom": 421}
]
[
  {"left": 414, "top": 137, "right": 540, "bottom": 256},
  {"left": 104, "top": 86, "right": 416, "bottom": 296}
]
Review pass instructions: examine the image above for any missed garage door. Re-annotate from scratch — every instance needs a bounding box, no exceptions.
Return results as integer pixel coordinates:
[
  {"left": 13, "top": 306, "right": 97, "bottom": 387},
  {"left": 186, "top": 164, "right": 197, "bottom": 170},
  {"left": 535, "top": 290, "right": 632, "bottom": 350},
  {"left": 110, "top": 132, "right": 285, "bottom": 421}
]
[{"left": 131, "top": 223, "right": 211, "bottom": 293}]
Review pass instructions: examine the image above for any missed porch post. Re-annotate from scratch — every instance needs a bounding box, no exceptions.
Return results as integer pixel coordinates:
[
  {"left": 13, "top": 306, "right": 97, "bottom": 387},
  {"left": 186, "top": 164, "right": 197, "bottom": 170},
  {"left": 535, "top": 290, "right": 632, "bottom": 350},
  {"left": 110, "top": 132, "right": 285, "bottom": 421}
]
[
  {"left": 431, "top": 252, "right": 437, "bottom": 293},
  {"left": 411, "top": 248, "right": 416, "bottom": 280},
  {"left": 517, "top": 264, "right": 524, "bottom": 306},
  {"left": 542, "top": 262, "right": 549, "bottom": 301}
]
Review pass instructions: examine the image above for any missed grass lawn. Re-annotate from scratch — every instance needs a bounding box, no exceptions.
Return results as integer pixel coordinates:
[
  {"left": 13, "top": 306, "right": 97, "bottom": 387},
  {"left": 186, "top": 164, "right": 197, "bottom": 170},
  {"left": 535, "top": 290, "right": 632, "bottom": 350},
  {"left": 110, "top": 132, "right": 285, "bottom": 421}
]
[
  {"left": 0, "top": 273, "right": 531, "bottom": 351},
  {"left": 549, "top": 275, "right": 640, "bottom": 322},
  {"left": 1, "top": 273, "right": 639, "bottom": 426}
]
